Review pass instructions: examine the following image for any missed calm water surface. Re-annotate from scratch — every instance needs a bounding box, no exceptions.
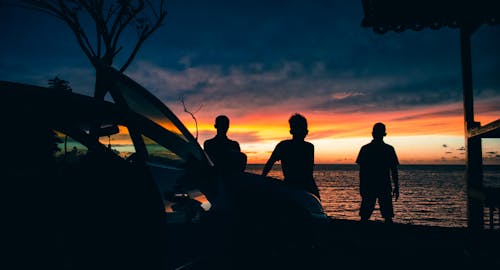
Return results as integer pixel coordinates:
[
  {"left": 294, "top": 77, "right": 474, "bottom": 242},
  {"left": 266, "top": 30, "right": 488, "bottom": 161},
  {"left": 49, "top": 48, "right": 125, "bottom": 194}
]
[{"left": 245, "top": 164, "right": 500, "bottom": 228}]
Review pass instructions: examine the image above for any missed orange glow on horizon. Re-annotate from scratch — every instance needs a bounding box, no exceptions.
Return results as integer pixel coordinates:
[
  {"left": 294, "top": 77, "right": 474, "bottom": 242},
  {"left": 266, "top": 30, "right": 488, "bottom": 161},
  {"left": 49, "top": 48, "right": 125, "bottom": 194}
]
[{"left": 177, "top": 101, "right": 500, "bottom": 165}]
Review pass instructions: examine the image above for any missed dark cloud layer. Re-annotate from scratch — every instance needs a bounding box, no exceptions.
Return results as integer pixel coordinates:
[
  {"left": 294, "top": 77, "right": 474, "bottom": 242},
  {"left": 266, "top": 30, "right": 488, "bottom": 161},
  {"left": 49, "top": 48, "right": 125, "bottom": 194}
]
[{"left": 1, "top": 1, "right": 499, "bottom": 119}]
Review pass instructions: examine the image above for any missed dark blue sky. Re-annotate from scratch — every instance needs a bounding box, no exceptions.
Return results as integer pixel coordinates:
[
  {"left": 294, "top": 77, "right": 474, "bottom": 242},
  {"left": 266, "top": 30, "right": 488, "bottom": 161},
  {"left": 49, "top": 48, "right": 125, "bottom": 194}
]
[
  {"left": 1, "top": 1, "right": 498, "bottom": 104},
  {"left": 1, "top": 0, "right": 499, "bottom": 163}
]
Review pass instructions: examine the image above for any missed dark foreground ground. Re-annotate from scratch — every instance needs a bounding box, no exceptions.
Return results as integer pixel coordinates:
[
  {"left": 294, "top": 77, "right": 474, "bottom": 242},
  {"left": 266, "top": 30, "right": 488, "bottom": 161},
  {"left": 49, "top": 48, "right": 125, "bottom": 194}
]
[{"left": 166, "top": 218, "right": 500, "bottom": 270}]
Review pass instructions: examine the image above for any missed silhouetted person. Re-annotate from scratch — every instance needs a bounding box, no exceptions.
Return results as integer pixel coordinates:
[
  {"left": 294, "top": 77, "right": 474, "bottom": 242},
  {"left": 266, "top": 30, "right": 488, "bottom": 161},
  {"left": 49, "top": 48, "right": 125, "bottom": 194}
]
[
  {"left": 262, "top": 113, "right": 320, "bottom": 199},
  {"left": 356, "top": 122, "right": 399, "bottom": 224},
  {"left": 204, "top": 115, "right": 246, "bottom": 174}
]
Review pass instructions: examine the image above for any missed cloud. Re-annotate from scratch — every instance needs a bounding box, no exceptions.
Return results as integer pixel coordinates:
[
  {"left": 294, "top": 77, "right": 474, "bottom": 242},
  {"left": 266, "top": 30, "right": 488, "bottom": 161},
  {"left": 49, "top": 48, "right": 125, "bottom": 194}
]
[
  {"left": 393, "top": 108, "right": 461, "bottom": 122},
  {"left": 307, "top": 129, "right": 343, "bottom": 140},
  {"left": 129, "top": 61, "right": 466, "bottom": 117},
  {"left": 197, "top": 130, "right": 263, "bottom": 145},
  {"left": 178, "top": 55, "right": 193, "bottom": 68},
  {"left": 123, "top": 60, "right": 500, "bottom": 138},
  {"left": 484, "top": 153, "right": 500, "bottom": 163},
  {"left": 330, "top": 92, "right": 365, "bottom": 100},
  {"left": 313, "top": 70, "right": 476, "bottom": 113},
  {"left": 230, "top": 132, "right": 264, "bottom": 144},
  {"left": 477, "top": 99, "right": 500, "bottom": 115},
  {"left": 127, "top": 61, "right": 348, "bottom": 113}
]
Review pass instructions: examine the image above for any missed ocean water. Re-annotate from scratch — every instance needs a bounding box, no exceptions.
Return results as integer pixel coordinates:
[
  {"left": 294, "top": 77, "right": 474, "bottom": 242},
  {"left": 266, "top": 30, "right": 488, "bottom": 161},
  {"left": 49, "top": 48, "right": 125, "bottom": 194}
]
[{"left": 245, "top": 164, "right": 500, "bottom": 228}]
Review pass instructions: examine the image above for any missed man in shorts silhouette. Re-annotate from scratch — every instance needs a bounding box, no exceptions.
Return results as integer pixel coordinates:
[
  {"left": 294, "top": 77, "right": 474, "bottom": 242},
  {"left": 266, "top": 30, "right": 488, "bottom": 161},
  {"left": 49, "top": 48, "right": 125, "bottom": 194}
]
[{"left": 356, "top": 122, "right": 399, "bottom": 224}]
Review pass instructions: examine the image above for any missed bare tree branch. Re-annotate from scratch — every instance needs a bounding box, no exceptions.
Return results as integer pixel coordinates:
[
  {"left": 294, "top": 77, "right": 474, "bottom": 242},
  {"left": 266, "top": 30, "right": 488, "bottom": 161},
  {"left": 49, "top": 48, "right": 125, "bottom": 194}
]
[
  {"left": 18, "top": 0, "right": 167, "bottom": 97},
  {"left": 193, "top": 104, "right": 204, "bottom": 114},
  {"left": 21, "top": 0, "right": 166, "bottom": 72},
  {"left": 110, "top": 2, "right": 145, "bottom": 54},
  {"left": 119, "top": 26, "right": 148, "bottom": 72},
  {"left": 180, "top": 96, "right": 199, "bottom": 141},
  {"left": 104, "top": 2, "right": 119, "bottom": 24},
  {"left": 78, "top": 0, "right": 102, "bottom": 56},
  {"left": 17, "top": 4, "right": 65, "bottom": 20},
  {"left": 120, "top": 7, "right": 166, "bottom": 72}
]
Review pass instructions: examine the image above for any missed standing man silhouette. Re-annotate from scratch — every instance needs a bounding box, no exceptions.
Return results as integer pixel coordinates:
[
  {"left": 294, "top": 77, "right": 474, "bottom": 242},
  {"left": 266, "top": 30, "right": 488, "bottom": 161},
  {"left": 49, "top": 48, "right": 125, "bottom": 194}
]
[
  {"left": 204, "top": 115, "right": 245, "bottom": 174},
  {"left": 356, "top": 122, "right": 399, "bottom": 224},
  {"left": 262, "top": 113, "right": 320, "bottom": 199}
]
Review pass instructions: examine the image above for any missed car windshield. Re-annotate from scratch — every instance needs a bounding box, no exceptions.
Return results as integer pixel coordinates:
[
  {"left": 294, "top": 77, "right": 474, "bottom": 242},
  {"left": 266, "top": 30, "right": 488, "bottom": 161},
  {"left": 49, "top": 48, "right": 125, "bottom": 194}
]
[
  {"left": 106, "top": 69, "right": 203, "bottom": 162},
  {"left": 114, "top": 80, "right": 188, "bottom": 142}
]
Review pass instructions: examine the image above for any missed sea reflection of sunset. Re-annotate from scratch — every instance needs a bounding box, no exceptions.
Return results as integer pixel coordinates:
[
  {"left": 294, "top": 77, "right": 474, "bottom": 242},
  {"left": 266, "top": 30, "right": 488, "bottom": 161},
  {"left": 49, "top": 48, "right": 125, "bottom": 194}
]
[{"left": 246, "top": 164, "right": 500, "bottom": 228}]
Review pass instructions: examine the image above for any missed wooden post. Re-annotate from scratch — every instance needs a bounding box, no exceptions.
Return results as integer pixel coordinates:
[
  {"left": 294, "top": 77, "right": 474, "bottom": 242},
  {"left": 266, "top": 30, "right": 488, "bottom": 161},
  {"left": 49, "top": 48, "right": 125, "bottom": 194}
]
[
  {"left": 460, "top": 26, "right": 484, "bottom": 231},
  {"left": 489, "top": 207, "right": 494, "bottom": 229}
]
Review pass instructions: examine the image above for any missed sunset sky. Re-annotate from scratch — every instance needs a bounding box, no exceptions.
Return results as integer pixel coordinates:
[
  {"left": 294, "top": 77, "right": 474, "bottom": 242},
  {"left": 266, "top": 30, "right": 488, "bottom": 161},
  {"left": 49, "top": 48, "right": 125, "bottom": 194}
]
[{"left": 1, "top": 1, "right": 499, "bottom": 164}]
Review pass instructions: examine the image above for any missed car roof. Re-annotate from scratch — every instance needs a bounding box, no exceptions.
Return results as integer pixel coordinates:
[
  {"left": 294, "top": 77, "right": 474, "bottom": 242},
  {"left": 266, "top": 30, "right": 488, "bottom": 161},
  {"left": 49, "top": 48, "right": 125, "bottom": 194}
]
[
  {"left": 0, "top": 80, "right": 207, "bottom": 164},
  {"left": 0, "top": 80, "right": 126, "bottom": 127}
]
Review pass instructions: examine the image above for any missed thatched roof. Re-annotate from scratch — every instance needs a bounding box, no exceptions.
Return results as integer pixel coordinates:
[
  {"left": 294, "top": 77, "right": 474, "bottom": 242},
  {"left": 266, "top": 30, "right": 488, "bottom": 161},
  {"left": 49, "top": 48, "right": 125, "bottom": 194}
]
[{"left": 361, "top": 0, "right": 500, "bottom": 33}]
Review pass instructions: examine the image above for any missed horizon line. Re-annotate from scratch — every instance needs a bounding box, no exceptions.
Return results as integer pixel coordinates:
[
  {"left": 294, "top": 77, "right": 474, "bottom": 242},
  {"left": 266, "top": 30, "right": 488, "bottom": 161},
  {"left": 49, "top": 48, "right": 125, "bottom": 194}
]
[{"left": 245, "top": 163, "right": 500, "bottom": 166}]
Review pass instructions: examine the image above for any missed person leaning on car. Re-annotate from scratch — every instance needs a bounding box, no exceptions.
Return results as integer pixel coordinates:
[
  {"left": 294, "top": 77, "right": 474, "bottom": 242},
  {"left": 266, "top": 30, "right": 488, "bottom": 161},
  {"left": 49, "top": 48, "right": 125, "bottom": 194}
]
[
  {"left": 204, "top": 115, "right": 246, "bottom": 174},
  {"left": 262, "top": 113, "right": 320, "bottom": 199}
]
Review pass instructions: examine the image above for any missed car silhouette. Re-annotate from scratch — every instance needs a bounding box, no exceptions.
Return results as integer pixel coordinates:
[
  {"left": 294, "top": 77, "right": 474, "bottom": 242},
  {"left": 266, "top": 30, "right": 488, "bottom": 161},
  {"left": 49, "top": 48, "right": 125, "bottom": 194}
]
[{"left": 1, "top": 66, "right": 327, "bottom": 269}]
